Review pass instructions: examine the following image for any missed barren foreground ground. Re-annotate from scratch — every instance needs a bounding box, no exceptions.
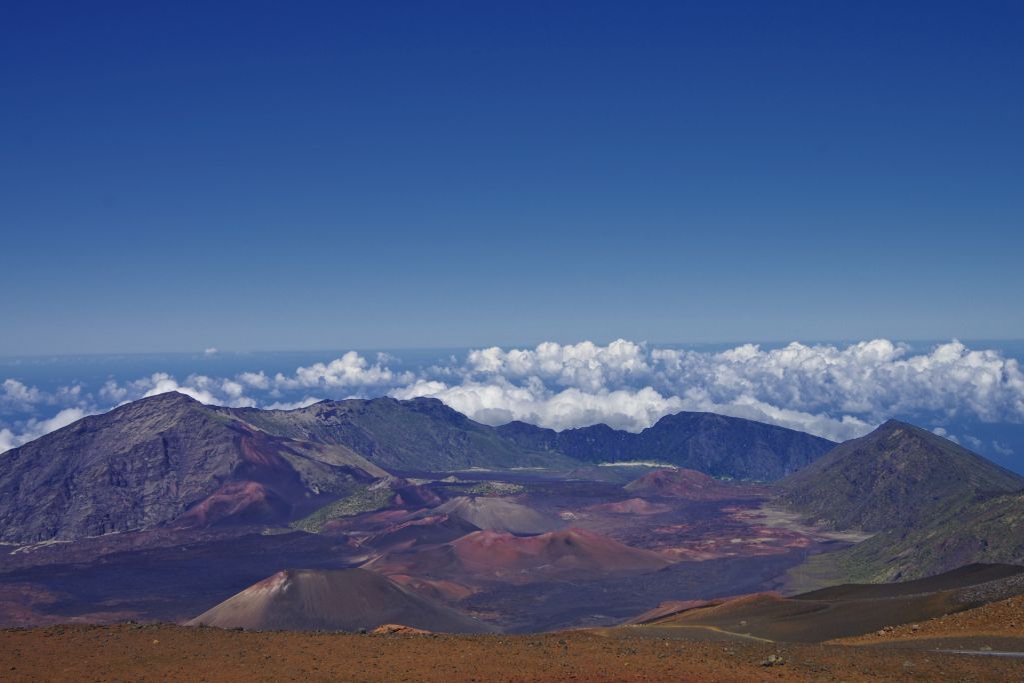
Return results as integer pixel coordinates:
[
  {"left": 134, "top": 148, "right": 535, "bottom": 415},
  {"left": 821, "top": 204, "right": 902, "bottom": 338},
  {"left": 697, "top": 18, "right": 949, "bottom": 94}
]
[{"left": 2, "top": 624, "right": 1023, "bottom": 682}]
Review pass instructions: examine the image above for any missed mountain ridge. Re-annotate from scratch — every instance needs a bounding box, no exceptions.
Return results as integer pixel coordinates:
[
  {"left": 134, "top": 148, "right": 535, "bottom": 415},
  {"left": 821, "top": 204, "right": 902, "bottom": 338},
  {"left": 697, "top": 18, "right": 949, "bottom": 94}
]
[
  {"left": 779, "top": 419, "right": 1024, "bottom": 533},
  {"left": 0, "top": 393, "right": 383, "bottom": 543},
  {"left": 0, "top": 392, "right": 840, "bottom": 544},
  {"left": 779, "top": 419, "right": 1024, "bottom": 582},
  {"left": 497, "top": 410, "right": 835, "bottom": 480}
]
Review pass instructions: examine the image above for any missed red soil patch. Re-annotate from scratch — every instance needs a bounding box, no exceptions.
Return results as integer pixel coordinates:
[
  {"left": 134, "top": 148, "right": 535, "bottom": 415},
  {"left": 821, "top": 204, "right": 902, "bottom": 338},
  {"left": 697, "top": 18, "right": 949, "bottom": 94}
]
[
  {"left": 450, "top": 528, "right": 671, "bottom": 582},
  {"left": 370, "top": 528, "right": 671, "bottom": 585},
  {"left": 387, "top": 574, "right": 478, "bottom": 602},
  {"left": 176, "top": 481, "right": 290, "bottom": 527}
]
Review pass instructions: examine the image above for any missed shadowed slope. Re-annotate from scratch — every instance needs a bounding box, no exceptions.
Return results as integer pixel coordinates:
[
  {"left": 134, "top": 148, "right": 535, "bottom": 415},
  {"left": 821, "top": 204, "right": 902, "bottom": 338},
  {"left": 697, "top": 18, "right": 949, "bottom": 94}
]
[
  {"left": 809, "top": 491, "right": 1024, "bottom": 582},
  {"left": 631, "top": 564, "right": 1024, "bottom": 643},
  {"left": 796, "top": 563, "right": 1024, "bottom": 600}
]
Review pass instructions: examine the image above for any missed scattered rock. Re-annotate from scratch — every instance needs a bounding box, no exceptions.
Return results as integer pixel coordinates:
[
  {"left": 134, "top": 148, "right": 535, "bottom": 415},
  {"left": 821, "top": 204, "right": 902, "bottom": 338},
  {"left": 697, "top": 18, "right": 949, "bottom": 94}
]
[{"left": 371, "top": 624, "right": 430, "bottom": 636}]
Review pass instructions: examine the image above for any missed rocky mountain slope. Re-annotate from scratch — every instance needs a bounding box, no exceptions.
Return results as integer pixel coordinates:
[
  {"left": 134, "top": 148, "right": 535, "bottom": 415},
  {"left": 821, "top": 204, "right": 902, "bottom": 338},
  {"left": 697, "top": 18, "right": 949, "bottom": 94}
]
[
  {"left": 0, "top": 393, "right": 384, "bottom": 543},
  {"left": 815, "top": 490, "right": 1024, "bottom": 582},
  {"left": 779, "top": 420, "right": 1024, "bottom": 582},
  {"left": 0, "top": 393, "right": 841, "bottom": 543},
  {"left": 233, "top": 397, "right": 578, "bottom": 471},
  {"left": 779, "top": 420, "right": 1024, "bottom": 533}
]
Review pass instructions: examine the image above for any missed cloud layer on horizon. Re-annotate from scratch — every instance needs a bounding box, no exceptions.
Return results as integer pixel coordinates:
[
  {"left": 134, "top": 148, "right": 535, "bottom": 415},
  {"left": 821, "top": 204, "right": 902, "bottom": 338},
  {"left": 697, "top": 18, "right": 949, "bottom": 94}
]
[{"left": 2, "top": 339, "right": 1023, "bottom": 455}]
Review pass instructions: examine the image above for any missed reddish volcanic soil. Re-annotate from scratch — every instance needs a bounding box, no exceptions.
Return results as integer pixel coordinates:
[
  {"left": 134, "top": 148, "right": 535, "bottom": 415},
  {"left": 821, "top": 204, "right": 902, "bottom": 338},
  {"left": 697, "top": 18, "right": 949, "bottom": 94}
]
[
  {"left": 175, "top": 481, "right": 289, "bottom": 527},
  {"left": 834, "top": 593, "right": 1024, "bottom": 646},
  {"left": 2, "top": 624, "right": 1023, "bottom": 682},
  {"left": 377, "top": 528, "right": 672, "bottom": 585},
  {"left": 452, "top": 528, "right": 670, "bottom": 576}
]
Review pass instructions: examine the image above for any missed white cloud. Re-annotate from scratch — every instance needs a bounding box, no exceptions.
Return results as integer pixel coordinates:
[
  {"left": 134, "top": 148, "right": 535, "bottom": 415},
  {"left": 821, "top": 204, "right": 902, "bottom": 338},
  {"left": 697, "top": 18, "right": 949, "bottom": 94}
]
[
  {"left": 275, "top": 351, "right": 413, "bottom": 390},
  {"left": 678, "top": 391, "right": 872, "bottom": 442},
  {"left": 390, "top": 338, "right": 1024, "bottom": 441},
  {"left": 389, "top": 376, "right": 872, "bottom": 439},
  {"left": 392, "top": 378, "right": 684, "bottom": 432},
  {"left": 4, "top": 338, "right": 1024, "bottom": 452},
  {"left": 0, "top": 379, "right": 43, "bottom": 409},
  {"left": 0, "top": 429, "right": 16, "bottom": 454},
  {"left": 963, "top": 435, "right": 984, "bottom": 451},
  {"left": 0, "top": 407, "right": 88, "bottom": 454},
  {"left": 649, "top": 339, "right": 1024, "bottom": 424},
  {"left": 238, "top": 371, "right": 271, "bottom": 390},
  {"left": 263, "top": 397, "right": 321, "bottom": 411},
  {"left": 932, "top": 426, "right": 961, "bottom": 444},
  {"left": 220, "top": 379, "right": 246, "bottom": 400},
  {"left": 992, "top": 441, "right": 1014, "bottom": 456},
  {"left": 467, "top": 339, "right": 650, "bottom": 392},
  {"left": 99, "top": 379, "right": 129, "bottom": 404},
  {"left": 141, "top": 373, "right": 218, "bottom": 404},
  {"left": 89, "top": 373, "right": 256, "bottom": 409},
  {"left": 140, "top": 373, "right": 258, "bottom": 408}
]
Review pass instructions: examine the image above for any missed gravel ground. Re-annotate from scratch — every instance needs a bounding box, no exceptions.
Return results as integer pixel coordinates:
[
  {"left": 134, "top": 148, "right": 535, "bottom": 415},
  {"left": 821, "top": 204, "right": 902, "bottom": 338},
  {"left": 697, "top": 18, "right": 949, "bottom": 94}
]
[{"left": 2, "top": 624, "right": 1024, "bottom": 682}]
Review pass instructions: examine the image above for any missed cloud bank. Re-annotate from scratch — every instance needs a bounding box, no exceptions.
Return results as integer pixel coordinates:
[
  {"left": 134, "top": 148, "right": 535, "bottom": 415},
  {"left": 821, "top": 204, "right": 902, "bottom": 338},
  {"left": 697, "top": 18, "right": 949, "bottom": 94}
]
[{"left": 2, "top": 339, "right": 1022, "bottom": 455}]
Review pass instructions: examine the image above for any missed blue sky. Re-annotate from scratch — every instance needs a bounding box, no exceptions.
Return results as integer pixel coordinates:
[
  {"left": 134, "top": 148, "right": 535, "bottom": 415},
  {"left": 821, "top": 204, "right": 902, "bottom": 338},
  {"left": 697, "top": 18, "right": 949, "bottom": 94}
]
[{"left": 2, "top": 1, "right": 1023, "bottom": 354}]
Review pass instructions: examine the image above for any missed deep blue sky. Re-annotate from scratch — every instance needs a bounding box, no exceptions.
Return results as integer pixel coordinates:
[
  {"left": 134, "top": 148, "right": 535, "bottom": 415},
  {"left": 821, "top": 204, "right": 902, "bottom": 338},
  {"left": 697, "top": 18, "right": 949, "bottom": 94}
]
[{"left": 2, "top": 1, "right": 1022, "bottom": 354}]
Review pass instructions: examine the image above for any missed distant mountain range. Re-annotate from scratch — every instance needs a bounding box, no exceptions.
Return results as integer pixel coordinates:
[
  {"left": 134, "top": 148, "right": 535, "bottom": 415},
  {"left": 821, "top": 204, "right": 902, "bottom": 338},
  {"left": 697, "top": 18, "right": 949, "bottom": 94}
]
[
  {"left": 3, "top": 389, "right": 1024, "bottom": 634},
  {"left": 236, "top": 396, "right": 579, "bottom": 471},
  {"left": 497, "top": 411, "right": 835, "bottom": 479},
  {"left": 0, "top": 392, "right": 836, "bottom": 543}
]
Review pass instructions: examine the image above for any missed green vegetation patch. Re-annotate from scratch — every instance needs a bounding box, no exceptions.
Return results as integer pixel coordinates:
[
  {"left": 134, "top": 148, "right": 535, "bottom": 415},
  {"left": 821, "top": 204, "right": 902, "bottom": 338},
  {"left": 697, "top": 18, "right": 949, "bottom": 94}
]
[
  {"left": 291, "top": 486, "right": 394, "bottom": 533},
  {"left": 458, "top": 481, "right": 526, "bottom": 497}
]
